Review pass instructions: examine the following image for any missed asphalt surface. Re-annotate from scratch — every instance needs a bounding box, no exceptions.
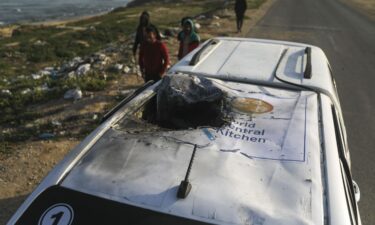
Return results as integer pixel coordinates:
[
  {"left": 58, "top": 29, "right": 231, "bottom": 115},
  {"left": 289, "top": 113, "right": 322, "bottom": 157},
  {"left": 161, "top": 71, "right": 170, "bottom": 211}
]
[{"left": 247, "top": 0, "right": 375, "bottom": 224}]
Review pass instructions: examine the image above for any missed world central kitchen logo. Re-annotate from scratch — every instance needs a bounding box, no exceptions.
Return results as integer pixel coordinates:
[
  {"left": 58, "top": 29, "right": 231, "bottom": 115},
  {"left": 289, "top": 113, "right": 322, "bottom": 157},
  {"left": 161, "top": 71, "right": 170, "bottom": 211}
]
[{"left": 216, "top": 120, "right": 266, "bottom": 143}]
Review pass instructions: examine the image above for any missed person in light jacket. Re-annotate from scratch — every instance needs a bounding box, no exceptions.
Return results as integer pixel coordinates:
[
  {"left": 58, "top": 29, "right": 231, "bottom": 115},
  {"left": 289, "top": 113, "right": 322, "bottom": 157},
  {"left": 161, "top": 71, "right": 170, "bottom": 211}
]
[{"left": 177, "top": 19, "right": 200, "bottom": 60}]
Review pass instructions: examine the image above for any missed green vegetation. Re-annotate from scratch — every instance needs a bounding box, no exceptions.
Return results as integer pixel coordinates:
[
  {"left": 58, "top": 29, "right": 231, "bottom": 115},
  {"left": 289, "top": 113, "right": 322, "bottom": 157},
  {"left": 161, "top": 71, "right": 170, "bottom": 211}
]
[
  {"left": 0, "top": 141, "right": 12, "bottom": 155},
  {"left": 0, "top": 71, "right": 110, "bottom": 125},
  {"left": 0, "top": 0, "right": 225, "bottom": 118},
  {"left": 0, "top": 0, "right": 267, "bottom": 151},
  {"left": 248, "top": 0, "right": 266, "bottom": 9}
]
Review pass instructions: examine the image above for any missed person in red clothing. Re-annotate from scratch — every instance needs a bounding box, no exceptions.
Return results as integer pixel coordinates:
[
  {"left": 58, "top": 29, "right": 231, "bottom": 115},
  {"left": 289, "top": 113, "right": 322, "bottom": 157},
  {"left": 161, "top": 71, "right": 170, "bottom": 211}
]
[
  {"left": 139, "top": 25, "right": 170, "bottom": 82},
  {"left": 132, "top": 11, "right": 161, "bottom": 58},
  {"left": 177, "top": 19, "right": 200, "bottom": 60}
]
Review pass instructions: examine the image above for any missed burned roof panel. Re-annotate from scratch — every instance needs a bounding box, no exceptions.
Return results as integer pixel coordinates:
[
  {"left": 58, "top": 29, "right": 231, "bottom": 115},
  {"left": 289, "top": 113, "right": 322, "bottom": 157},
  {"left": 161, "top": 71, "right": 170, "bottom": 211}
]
[{"left": 61, "top": 78, "right": 324, "bottom": 225}]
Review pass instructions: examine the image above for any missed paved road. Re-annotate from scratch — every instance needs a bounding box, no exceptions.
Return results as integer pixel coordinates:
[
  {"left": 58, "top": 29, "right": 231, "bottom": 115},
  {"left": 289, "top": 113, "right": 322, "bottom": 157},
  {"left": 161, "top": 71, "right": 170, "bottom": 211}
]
[{"left": 248, "top": 0, "right": 375, "bottom": 224}]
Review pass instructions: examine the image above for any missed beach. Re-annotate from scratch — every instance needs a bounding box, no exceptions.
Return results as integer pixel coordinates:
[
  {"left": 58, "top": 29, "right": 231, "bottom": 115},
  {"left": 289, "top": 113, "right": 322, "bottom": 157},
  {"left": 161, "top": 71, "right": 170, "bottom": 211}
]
[{"left": 0, "top": 0, "right": 132, "bottom": 25}]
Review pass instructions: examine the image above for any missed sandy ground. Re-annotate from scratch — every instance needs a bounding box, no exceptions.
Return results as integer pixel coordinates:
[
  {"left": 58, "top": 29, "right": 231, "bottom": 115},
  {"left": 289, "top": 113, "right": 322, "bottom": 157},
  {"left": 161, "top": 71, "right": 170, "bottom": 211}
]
[
  {"left": 344, "top": 0, "right": 375, "bottom": 20},
  {"left": 0, "top": 0, "right": 275, "bottom": 224},
  {"left": 0, "top": 26, "right": 17, "bottom": 38}
]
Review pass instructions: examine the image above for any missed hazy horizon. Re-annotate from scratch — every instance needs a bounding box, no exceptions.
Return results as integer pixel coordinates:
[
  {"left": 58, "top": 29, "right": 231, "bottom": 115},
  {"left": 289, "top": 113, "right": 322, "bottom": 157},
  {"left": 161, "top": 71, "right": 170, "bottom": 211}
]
[{"left": 0, "top": 0, "right": 132, "bottom": 25}]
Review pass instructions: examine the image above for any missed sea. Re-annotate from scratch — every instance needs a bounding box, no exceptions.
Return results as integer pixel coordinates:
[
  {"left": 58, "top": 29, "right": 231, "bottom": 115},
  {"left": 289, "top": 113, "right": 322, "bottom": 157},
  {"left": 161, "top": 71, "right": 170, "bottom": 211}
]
[{"left": 0, "top": 0, "right": 132, "bottom": 25}]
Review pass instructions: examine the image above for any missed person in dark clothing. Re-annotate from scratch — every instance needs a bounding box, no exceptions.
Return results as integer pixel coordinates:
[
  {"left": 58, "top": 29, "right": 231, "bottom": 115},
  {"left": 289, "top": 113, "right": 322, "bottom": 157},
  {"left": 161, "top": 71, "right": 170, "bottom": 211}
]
[
  {"left": 234, "top": 0, "right": 247, "bottom": 33},
  {"left": 139, "top": 25, "right": 169, "bottom": 82},
  {"left": 177, "top": 19, "right": 200, "bottom": 60},
  {"left": 132, "top": 11, "right": 161, "bottom": 58}
]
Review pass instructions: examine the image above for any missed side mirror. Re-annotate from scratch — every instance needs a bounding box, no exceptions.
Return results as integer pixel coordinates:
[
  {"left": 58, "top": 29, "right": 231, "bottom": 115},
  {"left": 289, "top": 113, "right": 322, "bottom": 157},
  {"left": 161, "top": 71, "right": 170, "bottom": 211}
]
[{"left": 353, "top": 180, "right": 360, "bottom": 202}]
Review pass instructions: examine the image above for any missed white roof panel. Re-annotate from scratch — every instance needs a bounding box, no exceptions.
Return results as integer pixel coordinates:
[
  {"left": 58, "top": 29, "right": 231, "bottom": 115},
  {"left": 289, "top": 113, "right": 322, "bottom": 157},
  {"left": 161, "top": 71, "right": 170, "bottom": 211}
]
[
  {"left": 192, "top": 40, "right": 239, "bottom": 75},
  {"left": 169, "top": 38, "right": 339, "bottom": 108},
  {"left": 191, "top": 41, "right": 284, "bottom": 81},
  {"left": 217, "top": 42, "right": 284, "bottom": 81}
]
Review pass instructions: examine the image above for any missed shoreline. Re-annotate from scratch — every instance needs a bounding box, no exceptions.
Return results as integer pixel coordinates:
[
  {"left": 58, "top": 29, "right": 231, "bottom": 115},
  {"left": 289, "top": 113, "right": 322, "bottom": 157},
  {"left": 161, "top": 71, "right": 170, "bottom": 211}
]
[
  {"left": 0, "top": 0, "right": 143, "bottom": 37},
  {"left": 0, "top": 0, "right": 143, "bottom": 28}
]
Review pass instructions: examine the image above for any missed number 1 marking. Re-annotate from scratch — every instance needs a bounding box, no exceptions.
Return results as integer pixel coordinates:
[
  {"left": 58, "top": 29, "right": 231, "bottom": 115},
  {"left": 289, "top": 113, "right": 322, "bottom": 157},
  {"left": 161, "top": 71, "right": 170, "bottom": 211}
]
[
  {"left": 39, "top": 203, "right": 74, "bottom": 225},
  {"left": 51, "top": 211, "right": 64, "bottom": 225}
]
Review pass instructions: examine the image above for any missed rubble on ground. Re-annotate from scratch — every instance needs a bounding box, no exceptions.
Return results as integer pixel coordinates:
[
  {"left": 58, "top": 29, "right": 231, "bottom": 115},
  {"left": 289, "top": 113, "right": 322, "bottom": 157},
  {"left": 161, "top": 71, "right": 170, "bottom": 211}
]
[
  {"left": 123, "top": 66, "right": 131, "bottom": 74},
  {"left": 64, "top": 88, "right": 82, "bottom": 100},
  {"left": 33, "top": 40, "right": 47, "bottom": 46},
  {"left": 1, "top": 89, "right": 12, "bottom": 96},
  {"left": 51, "top": 120, "right": 62, "bottom": 127},
  {"left": 35, "top": 84, "right": 51, "bottom": 92},
  {"left": 210, "top": 22, "right": 221, "bottom": 28},
  {"left": 31, "top": 73, "right": 43, "bottom": 80},
  {"left": 196, "top": 15, "right": 207, "bottom": 20},
  {"left": 39, "top": 133, "right": 55, "bottom": 140},
  {"left": 114, "top": 64, "right": 124, "bottom": 72},
  {"left": 21, "top": 88, "right": 32, "bottom": 95},
  {"left": 76, "top": 63, "right": 91, "bottom": 76},
  {"left": 2, "top": 36, "right": 142, "bottom": 103}
]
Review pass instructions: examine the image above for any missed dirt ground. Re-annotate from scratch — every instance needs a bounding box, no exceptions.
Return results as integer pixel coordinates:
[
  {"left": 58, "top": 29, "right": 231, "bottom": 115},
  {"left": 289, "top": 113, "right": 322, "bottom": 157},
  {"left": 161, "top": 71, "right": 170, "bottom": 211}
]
[
  {"left": 0, "top": 0, "right": 275, "bottom": 223},
  {"left": 344, "top": 0, "right": 375, "bottom": 21}
]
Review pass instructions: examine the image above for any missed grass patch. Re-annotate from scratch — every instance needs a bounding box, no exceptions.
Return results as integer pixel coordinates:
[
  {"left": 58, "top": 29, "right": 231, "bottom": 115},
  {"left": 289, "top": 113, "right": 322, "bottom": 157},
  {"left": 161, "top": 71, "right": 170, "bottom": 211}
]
[
  {"left": 248, "top": 0, "right": 266, "bottom": 9},
  {"left": 0, "top": 141, "right": 13, "bottom": 155},
  {"left": 0, "top": 0, "right": 268, "bottom": 147},
  {"left": 0, "top": 0, "right": 222, "bottom": 100}
]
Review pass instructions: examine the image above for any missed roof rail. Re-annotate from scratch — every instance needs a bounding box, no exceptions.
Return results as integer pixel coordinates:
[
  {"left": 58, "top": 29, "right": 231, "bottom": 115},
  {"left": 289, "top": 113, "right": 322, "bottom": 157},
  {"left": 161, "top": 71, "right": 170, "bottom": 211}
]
[
  {"left": 189, "top": 39, "right": 218, "bottom": 66},
  {"left": 304, "top": 47, "right": 312, "bottom": 79}
]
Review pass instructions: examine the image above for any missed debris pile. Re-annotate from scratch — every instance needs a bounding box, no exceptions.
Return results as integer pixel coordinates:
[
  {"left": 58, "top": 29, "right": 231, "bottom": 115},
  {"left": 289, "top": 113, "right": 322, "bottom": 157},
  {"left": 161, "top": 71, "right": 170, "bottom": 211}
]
[
  {"left": 64, "top": 88, "right": 82, "bottom": 100},
  {"left": 156, "top": 74, "right": 225, "bottom": 129}
]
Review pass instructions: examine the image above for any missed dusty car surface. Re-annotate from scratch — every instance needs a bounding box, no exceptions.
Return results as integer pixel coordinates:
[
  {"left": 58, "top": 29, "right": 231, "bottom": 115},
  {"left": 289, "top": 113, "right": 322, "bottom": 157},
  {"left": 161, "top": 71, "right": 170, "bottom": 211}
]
[{"left": 8, "top": 37, "right": 361, "bottom": 225}]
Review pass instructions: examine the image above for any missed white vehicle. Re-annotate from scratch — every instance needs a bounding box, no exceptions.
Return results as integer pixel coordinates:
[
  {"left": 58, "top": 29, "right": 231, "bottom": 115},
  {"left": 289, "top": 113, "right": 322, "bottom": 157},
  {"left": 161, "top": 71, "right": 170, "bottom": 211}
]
[{"left": 8, "top": 37, "right": 361, "bottom": 225}]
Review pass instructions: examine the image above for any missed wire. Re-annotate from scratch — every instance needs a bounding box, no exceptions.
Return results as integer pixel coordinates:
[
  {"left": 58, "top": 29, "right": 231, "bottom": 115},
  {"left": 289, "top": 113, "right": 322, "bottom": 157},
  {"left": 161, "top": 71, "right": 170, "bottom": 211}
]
[{"left": 161, "top": 135, "right": 210, "bottom": 148}]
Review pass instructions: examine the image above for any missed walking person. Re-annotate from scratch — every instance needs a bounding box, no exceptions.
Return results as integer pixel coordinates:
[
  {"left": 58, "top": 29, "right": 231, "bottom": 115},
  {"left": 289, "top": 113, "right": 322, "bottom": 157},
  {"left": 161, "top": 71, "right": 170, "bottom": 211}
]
[
  {"left": 234, "top": 0, "right": 247, "bottom": 33},
  {"left": 177, "top": 16, "right": 193, "bottom": 39},
  {"left": 132, "top": 11, "right": 161, "bottom": 58},
  {"left": 139, "top": 25, "right": 170, "bottom": 82},
  {"left": 177, "top": 18, "right": 200, "bottom": 60}
]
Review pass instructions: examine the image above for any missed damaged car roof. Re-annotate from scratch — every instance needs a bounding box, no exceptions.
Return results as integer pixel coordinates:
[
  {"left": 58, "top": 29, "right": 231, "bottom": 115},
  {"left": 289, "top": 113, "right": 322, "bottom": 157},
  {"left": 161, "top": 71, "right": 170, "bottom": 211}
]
[
  {"left": 60, "top": 78, "right": 325, "bottom": 225},
  {"left": 8, "top": 37, "right": 360, "bottom": 225}
]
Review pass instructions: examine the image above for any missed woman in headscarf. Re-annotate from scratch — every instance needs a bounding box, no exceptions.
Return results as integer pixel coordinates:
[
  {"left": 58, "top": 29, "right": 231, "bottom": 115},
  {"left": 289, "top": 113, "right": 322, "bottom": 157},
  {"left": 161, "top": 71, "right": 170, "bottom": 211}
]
[
  {"left": 132, "top": 11, "right": 161, "bottom": 57},
  {"left": 177, "top": 19, "right": 200, "bottom": 60}
]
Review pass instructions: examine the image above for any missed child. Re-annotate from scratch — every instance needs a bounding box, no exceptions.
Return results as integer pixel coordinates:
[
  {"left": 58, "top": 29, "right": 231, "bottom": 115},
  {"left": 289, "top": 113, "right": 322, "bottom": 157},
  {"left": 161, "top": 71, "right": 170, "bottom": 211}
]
[
  {"left": 132, "top": 11, "right": 161, "bottom": 58},
  {"left": 139, "top": 25, "right": 170, "bottom": 82},
  {"left": 177, "top": 19, "right": 200, "bottom": 60}
]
